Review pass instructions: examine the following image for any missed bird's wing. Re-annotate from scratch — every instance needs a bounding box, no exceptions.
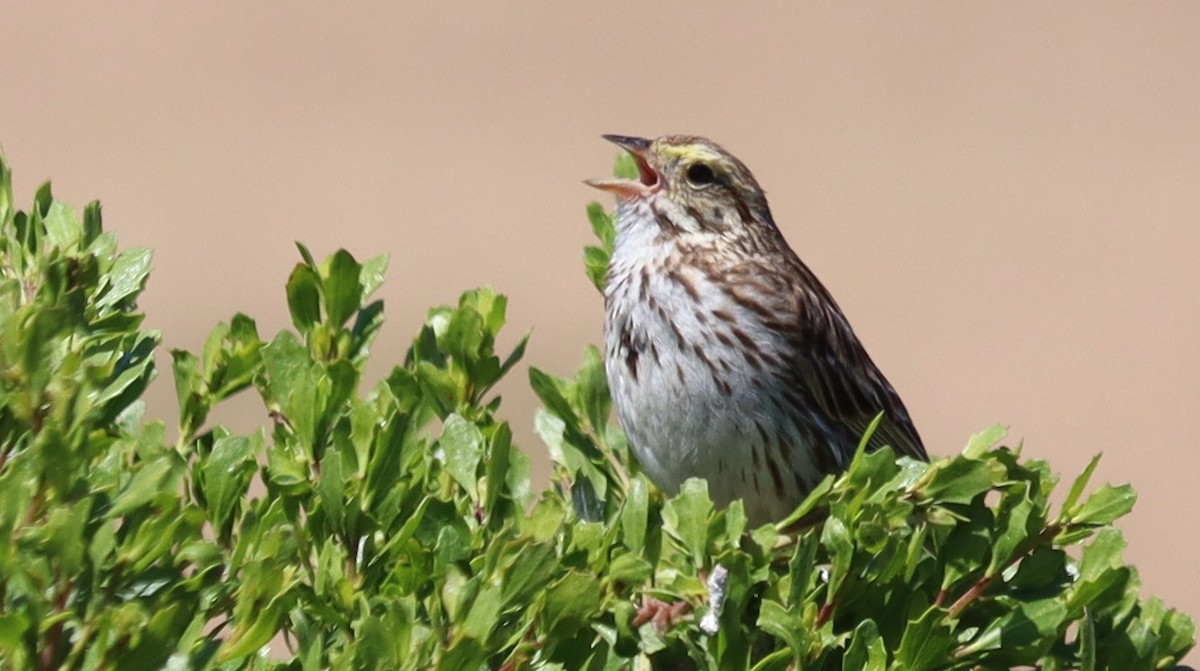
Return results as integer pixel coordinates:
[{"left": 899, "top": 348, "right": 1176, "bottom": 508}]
[{"left": 788, "top": 273, "right": 928, "bottom": 463}]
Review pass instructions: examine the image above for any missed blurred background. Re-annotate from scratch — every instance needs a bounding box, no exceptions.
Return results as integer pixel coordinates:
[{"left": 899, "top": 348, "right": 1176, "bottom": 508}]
[{"left": 3, "top": 2, "right": 1197, "bottom": 658}]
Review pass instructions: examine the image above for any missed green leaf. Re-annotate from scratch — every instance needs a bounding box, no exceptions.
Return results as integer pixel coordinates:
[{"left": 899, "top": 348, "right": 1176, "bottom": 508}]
[
  {"left": 962, "top": 424, "right": 1007, "bottom": 458},
  {"left": 894, "top": 607, "right": 953, "bottom": 671},
  {"left": 821, "top": 514, "right": 854, "bottom": 597},
  {"left": 323, "top": 249, "right": 363, "bottom": 327},
  {"left": 434, "top": 523, "right": 472, "bottom": 576},
  {"left": 170, "top": 348, "right": 205, "bottom": 435},
  {"left": 1080, "top": 608, "right": 1097, "bottom": 671},
  {"left": 82, "top": 200, "right": 103, "bottom": 245},
  {"left": 504, "top": 447, "right": 533, "bottom": 511},
  {"left": 0, "top": 153, "right": 11, "bottom": 224},
  {"left": 294, "top": 240, "right": 316, "bottom": 267},
  {"left": 608, "top": 552, "right": 653, "bottom": 586},
  {"left": 42, "top": 499, "right": 92, "bottom": 574},
  {"left": 756, "top": 599, "right": 807, "bottom": 664},
  {"left": 777, "top": 476, "right": 833, "bottom": 528},
  {"left": 97, "top": 246, "right": 153, "bottom": 309},
  {"left": 218, "top": 588, "right": 295, "bottom": 662},
  {"left": 500, "top": 541, "right": 558, "bottom": 608},
  {"left": 787, "top": 530, "right": 821, "bottom": 606},
  {"left": 482, "top": 421, "right": 513, "bottom": 512},
  {"left": 42, "top": 200, "right": 79, "bottom": 251},
  {"left": 1146, "top": 599, "right": 1198, "bottom": 665},
  {"left": 621, "top": 477, "right": 649, "bottom": 553},
  {"left": 1060, "top": 453, "right": 1102, "bottom": 515},
  {"left": 107, "top": 456, "right": 178, "bottom": 518},
  {"left": 842, "top": 619, "right": 887, "bottom": 671},
  {"left": 542, "top": 571, "right": 602, "bottom": 638},
  {"left": 586, "top": 202, "right": 615, "bottom": 248},
  {"left": 528, "top": 368, "right": 574, "bottom": 423},
  {"left": 287, "top": 263, "right": 322, "bottom": 332},
  {"left": 919, "top": 456, "right": 1000, "bottom": 504},
  {"left": 584, "top": 245, "right": 610, "bottom": 292},
  {"left": 577, "top": 345, "right": 610, "bottom": 435},
  {"left": 987, "top": 483, "right": 1036, "bottom": 576},
  {"left": 260, "top": 331, "right": 322, "bottom": 445},
  {"left": 1010, "top": 547, "right": 1070, "bottom": 590},
  {"left": 359, "top": 253, "right": 389, "bottom": 299},
  {"left": 613, "top": 152, "right": 638, "bottom": 180},
  {"left": 461, "top": 583, "right": 502, "bottom": 642},
  {"left": 440, "top": 414, "right": 484, "bottom": 499},
  {"left": 202, "top": 432, "right": 261, "bottom": 534},
  {"left": 496, "top": 331, "right": 529, "bottom": 384},
  {"left": 939, "top": 511, "right": 992, "bottom": 590},
  {"left": 662, "top": 478, "right": 713, "bottom": 565},
  {"left": 522, "top": 495, "right": 567, "bottom": 542},
  {"left": 0, "top": 612, "right": 30, "bottom": 651},
  {"left": 958, "top": 597, "right": 1067, "bottom": 662},
  {"left": 92, "top": 332, "right": 159, "bottom": 421},
  {"left": 1067, "top": 528, "right": 1133, "bottom": 617},
  {"left": 1071, "top": 483, "right": 1136, "bottom": 526}
]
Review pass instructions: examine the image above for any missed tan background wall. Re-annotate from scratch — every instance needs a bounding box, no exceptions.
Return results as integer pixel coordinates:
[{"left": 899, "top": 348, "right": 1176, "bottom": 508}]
[{"left": 3, "top": 3, "right": 1197, "bottom": 661}]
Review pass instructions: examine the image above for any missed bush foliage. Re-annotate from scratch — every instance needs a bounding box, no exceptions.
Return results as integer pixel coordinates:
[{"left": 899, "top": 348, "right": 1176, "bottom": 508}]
[{"left": 0, "top": 153, "right": 1194, "bottom": 670}]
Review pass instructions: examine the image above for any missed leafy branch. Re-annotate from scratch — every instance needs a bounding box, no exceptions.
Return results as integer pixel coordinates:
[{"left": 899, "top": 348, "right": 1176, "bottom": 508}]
[{"left": 0, "top": 152, "right": 1193, "bottom": 670}]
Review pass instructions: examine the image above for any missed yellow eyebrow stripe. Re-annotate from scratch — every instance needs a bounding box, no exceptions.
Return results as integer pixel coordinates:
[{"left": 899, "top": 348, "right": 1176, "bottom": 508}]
[{"left": 660, "top": 144, "right": 723, "bottom": 164}]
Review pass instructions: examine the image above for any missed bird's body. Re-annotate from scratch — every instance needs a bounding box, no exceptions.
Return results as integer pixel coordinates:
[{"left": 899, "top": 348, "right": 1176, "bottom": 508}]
[{"left": 588, "top": 135, "right": 926, "bottom": 525}]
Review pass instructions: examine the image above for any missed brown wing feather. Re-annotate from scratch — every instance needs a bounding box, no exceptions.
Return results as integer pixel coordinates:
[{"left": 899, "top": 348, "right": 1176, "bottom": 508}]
[{"left": 788, "top": 260, "right": 928, "bottom": 462}]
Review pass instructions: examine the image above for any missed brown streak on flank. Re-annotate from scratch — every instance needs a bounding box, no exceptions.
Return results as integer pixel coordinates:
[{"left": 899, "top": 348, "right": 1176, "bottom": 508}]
[
  {"left": 767, "top": 451, "right": 786, "bottom": 499},
  {"left": 648, "top": 341, "right": 660, "bottom": 365},
  {"left": 676, "top": 363, "right": 686, "bottom": 384},
  {"left": 620, "top": 327, "right": 639, "bottom": 381},
  {"left": 755, "top": 420, "right": 771, "bottom": 448},
  {"left": 765, "top": 316, "right": 794, "bottom": 335},
  {"left": 694, "top": 309, "right": 709, "bottom": 325},
  {"left": 712, "top": 307, "right": 736, "bottom": 323},
  {"left": 646, "top": 293, "right": 660, "bottom": 315},
  {"left": 822, "top": 375, "right": 856, "bottom": 418},
  {"left": 715, "top": 375, "right": 732, "bottom": 396},
  {"left": 781, "top": 386, "right": 814, "bottom": 422},
  {"left": 760, "top": 348, "right": 784, "bottom": 370},
  {"left": 792, "top": 464, "right": 808, "bottom": 494},
  {"left": 803, "top": 421, "right": 839, "bottom": 474},
  {"left": 714, "top": 330, "right": 734, "bottom": 348},
  {"left": 732, "top": 291, "right": 776, "bottom": 323},
  {"left": 730, "top": 326, "right": 762, "bottom": 357},
  {"left": 667, "top": 318, "right": 686, "bottom": 348},
  {"left": 668, "top": 267, "right": 701, "bottom": 301},
  {"left": 652, "top": 298, "right": 688, "bottom": 348},
  {"left": 815, "top": 443, "right": 838, "bottom": 476},
  {"left": 691, "top": 342, "right": 720, "bottom": 377},
  {"left": 729, "top": 282, "right": 797, "bottom": 334},
  {"left": 638, "top": 267, "right": 650, "bottom": 301}
]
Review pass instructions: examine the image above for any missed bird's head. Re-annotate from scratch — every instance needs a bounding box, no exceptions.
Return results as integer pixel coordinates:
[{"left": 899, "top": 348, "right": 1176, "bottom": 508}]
[{"left": 586, "top": 134, "right": 775, "bottom": 239}]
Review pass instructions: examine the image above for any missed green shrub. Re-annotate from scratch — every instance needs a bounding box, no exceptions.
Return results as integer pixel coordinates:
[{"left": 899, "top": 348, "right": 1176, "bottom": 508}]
[{"left": 0, "top": 153, "right": 1193, "bottom": 670}]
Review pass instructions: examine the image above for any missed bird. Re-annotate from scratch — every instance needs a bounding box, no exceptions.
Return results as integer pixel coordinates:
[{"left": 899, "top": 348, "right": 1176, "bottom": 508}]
[{"left": 586, "top": 134, "right": 927, "bottom": 525}]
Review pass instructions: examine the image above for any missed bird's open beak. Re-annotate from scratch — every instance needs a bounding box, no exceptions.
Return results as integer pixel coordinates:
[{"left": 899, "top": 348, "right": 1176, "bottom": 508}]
[{"left": 585, "top": 134, "right": 660, "bottom": 198}]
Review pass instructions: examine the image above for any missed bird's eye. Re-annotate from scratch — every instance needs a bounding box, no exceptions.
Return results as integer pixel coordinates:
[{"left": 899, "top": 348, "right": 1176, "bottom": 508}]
[{"left": 685, "top": 163, "right": 716, "bottom": 186}]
